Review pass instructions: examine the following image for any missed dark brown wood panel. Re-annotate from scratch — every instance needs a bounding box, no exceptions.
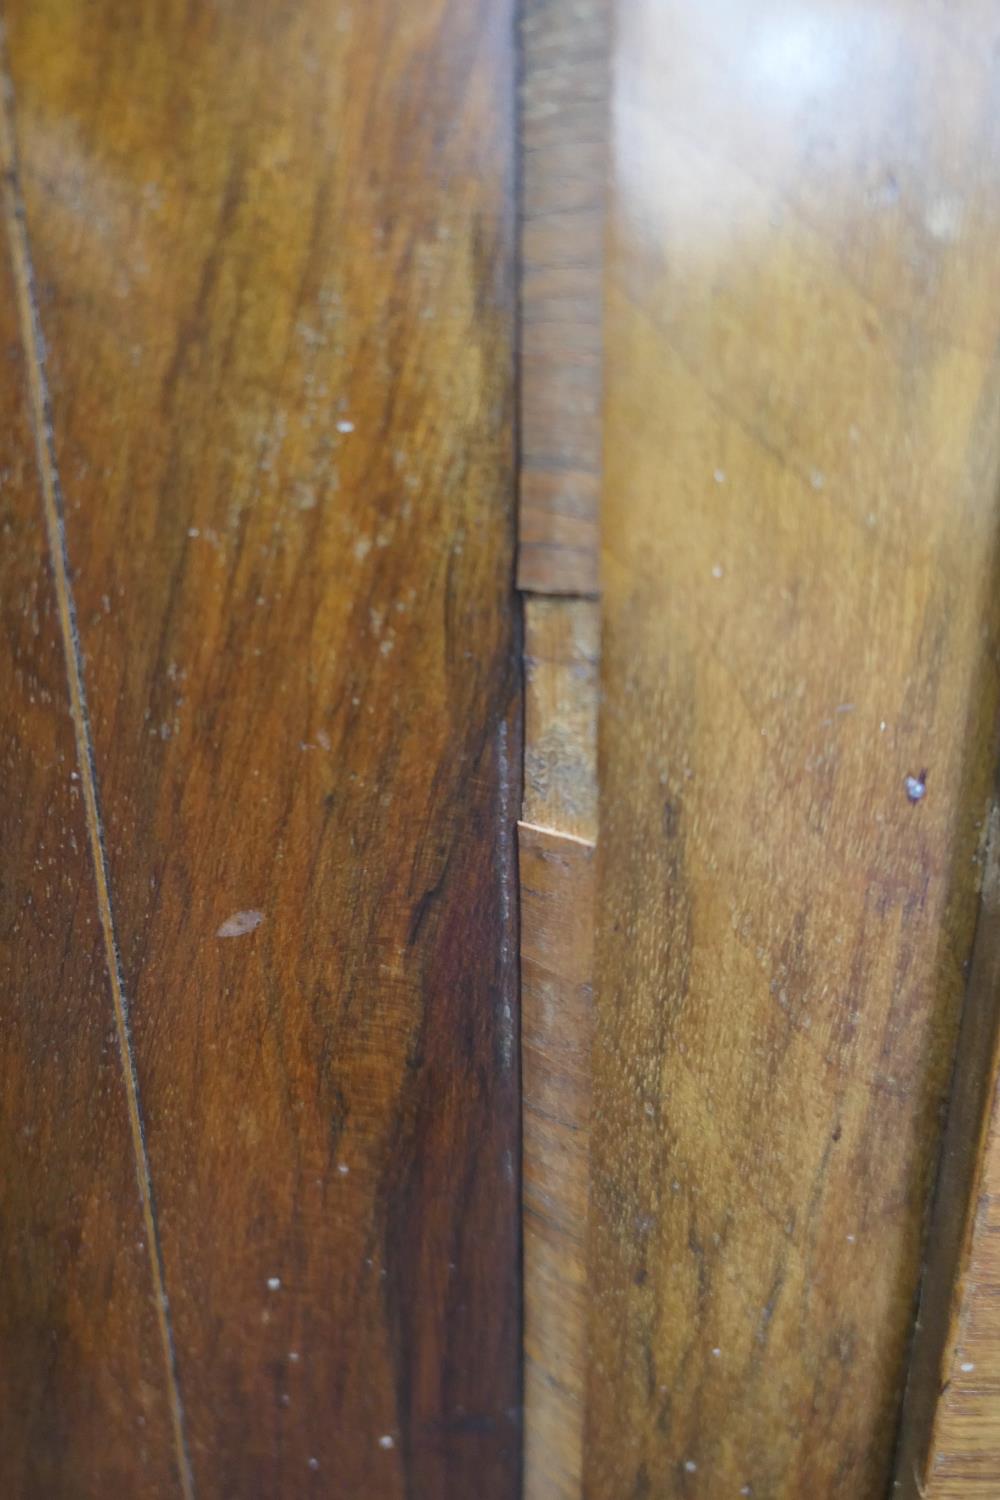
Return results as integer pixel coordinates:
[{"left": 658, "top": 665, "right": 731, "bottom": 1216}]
[
  {"left": 589, "top": 2, "right": 1000, "bottom": 1495},
  {"left": 3, "top": 1, "right": 521, "bottom": 1494},
  {"left": 0, "top": 134, "right": 185, "bottom": 1497}
]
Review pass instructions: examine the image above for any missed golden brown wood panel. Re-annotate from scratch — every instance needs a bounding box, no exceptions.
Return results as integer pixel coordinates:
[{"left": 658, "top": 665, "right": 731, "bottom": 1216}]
[
  {"left": 589, "top": 2, "right": 1000, "bottom": 1495},
  {"left": 518, "top": 0, "right": 608, "bottom": 596},
  {"left": 520, "top": 823, "right": 595, "bottom": 1500},
  {"left": 0, "top": 134, "right": 185, "bottom": 1497},
  {"left": 2, "top": 1, "right": 521, "bottom": 1494},
  {"left": 895, "top": 802, "right": 1000, "bottom": 1498}
]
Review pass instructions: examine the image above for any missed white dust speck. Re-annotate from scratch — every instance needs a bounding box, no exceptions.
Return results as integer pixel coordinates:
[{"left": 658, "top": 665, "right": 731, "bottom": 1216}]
[
  {"left": 905, "top": 773, "right": 927, "bottom": 803},
  {"left": 218, "top": 910, "right": 264, "bottom": 939},
  {"left": 880, "top": 721, "right": 887, "bottom": 732},
  {"left": 684, "top": 1460, "right": 697, "bottom": 1472},
  {"left": 711, "top": 1347, "right": 721, "bottom": 1358},
  {"left": 187, "top": 527, "right": 200, "bottom": 538},
  {"left": 961, "top": 1361, "right": 975, "bottom": 1373},
  {"left": 713, "top": 468, "right": 726, "bottom": 484},
  {"left": 308, "top": 1457, "right": 320, "bottom": 1470},
  {"left": 316, "top": 728, "right": 331, "bottom": 750},
  {"left": 846, "top": 1234, "right": 856, "bottom": 1244},
  {"left": 267, "top": 1276, "right": 281, "bottom": 1291},
  {"left": 711, "top": 563, "right": 724, "bottom": 580},
  {"left": 354, "top": 536, "right": 372, "bottom": 561},
  {"left": 289, "top": 1351, "right": 300, "bottom": 1363},
  {"left": 336, "top": 419, "right": 355, "bottom": 434},
  {"left": 378, "top": 1434, "right": 395, "bottom": 1450},
  {"left": 925, "top": 196, "right": 964, "bottom": 243},
  {"left": 809, "top": 469, "right": 825, "bottom": 491},
  {"left": 337, "top": 1163, "right": 349, "bottom": 1176}
]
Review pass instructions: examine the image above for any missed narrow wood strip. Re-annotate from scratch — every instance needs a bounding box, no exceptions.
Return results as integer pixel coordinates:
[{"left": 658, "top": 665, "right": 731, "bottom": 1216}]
[
  {"left": 523, "top": 597, "right": 599, "bottom": 843},
  {"left": 517, "top": 0, "right": 609, "bottom": 596},
  {"left": 0, "top": 60, "right": 194, "bottom": 1499},
  {"left": 520, "top": 822, "right": 596, "bottom": 1500},
  {"left": 894, "top": 798, "right": 1000, "bottom": 1498}
]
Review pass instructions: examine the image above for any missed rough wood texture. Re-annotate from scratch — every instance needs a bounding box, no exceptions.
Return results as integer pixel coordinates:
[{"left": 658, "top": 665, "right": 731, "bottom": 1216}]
[
  {"left": 895, "top": 801, "right": 1000, "bottom": 1499},
  {"left": 0, "top": 150, "right": 185, "bottom": 1496},
  {"left": 2, "top": 1, "right": 521, "bottom": 1494},
  {"left": 518, "top": 0, "right": 608, "bottom": 596},
  {"left": 520, "top": 822, "right": 595, "bottom": 1500},
  {"left": 589, "top": 2, "right": 1000, "bottom": 1495},
  {"left": 523, "top": 597, "right": 599, "bottom": 842}
]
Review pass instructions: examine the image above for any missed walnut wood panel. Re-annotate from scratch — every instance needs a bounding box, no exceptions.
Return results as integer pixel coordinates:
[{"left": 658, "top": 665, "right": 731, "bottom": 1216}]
[
  {"left": 2, "top": 2, "right": 521, "bottom": 1495},
  {"left": 520, "top": 823, "right": 595, "bottom": 1500},
  {"left": 0, "top": 150, "right": 185, "bottom": 1495},
  {"left": 589, "top": 3, "right": 1000, "bottom": 1495},
  {"left": 894, "top": 800, "right": 1000, "bottom": 1498},
  {"left": 518, "top": 0, "right": 608, "bottom": 596}
]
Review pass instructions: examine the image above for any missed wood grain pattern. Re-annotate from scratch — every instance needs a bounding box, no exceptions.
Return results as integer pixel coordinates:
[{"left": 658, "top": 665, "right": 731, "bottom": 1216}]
[
  {"left": 894, "top": 801, "right": 1000, "bottom": 1499},
  {"left": 0, "top": 140, "right": 185, "bottom": 1497},
  {"left": 520, "top": 822, "right": 595, "bottom": 1500},
  {"left": 518, "top": 0, "right": 608, "bottom": 596},
  {"left": 2, "top": 1, "right": 521, "bottom": 1494},
  {"left": 523, "top": 597, "right": 599, "bottom": 843},
  {"left": 589, "top": 2, "right": 1000, "bottom": 1495}
]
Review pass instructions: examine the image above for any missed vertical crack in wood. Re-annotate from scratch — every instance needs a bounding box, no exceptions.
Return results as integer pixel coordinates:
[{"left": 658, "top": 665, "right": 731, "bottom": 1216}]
[{"left": 0, "top": 57, "right": 196, "bottom": 1500}]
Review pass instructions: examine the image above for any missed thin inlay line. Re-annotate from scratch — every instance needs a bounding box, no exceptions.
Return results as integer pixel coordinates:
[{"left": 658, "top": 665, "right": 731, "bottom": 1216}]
[{"left": 0, "top": 61, "right": 196, "bottom": 1500}]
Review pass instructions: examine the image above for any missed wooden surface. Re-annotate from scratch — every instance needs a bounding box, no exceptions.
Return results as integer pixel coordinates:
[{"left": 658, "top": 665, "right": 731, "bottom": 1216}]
[
  {"left": 589, "top": 2, "right": 1000, "bottom": 1495},
  {"left": 518, "top": 0, "right": 607, "bottom": 596},
  {"left": 1, "top": 2, "right": 521, "bottom": 1495},
  {"left": 895, "top": 801, "right": 1000, "bottom": 1498},
  {"left": 523, "top": 598, "right": 599, "bottom": 843},
  {"left": 518, "top": 7, "right": 603, "bottom": 1493},
  {"left": 0, "top": 156, "right": 185, "bottom": 1499},
  {"left": 520, "top": 823, "right": 595, "bottom": 1500}
]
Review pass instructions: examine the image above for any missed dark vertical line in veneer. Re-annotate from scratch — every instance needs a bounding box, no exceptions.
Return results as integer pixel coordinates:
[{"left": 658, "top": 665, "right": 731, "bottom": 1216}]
[{"left": 0, "top": 59, "right": 196, "bottom": 1500}]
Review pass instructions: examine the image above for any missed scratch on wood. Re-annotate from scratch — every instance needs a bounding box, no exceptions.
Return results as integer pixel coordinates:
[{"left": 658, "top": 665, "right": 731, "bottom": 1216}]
[{"left": 0, "top": 54, "right": 195, "bottom": 1500}]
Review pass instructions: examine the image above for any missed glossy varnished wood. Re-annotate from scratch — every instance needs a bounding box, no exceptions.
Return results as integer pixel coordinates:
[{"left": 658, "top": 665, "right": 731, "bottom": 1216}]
[
  {"left": 590, "top": 2, "right": 1000, "bottom": 1495},
  {"left": 2, "top": 1, "right": 520, "bottom": 1494},
  {"left": 0, "top": 157, "right": 184, "bottom": 1495}
]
